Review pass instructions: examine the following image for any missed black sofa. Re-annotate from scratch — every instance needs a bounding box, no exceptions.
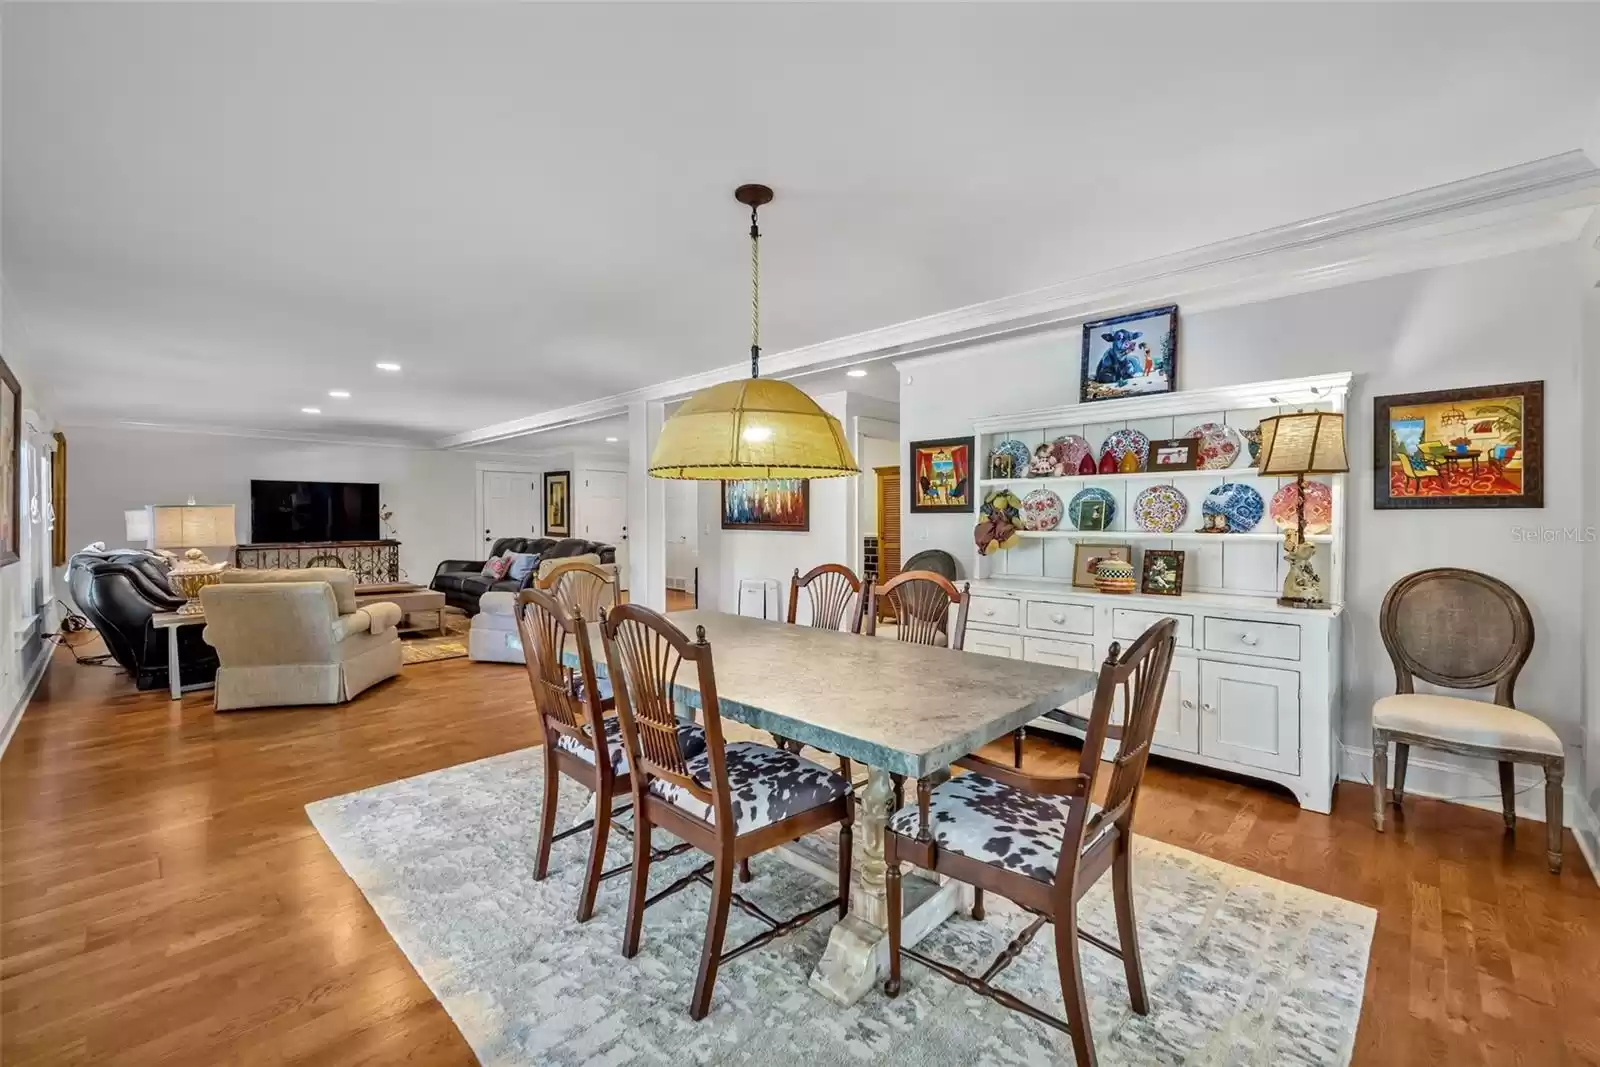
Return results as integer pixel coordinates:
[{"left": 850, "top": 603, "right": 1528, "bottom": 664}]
[
  {"left": 431, "top": 537, "right": 616, "bottom": 614},
  {"left": 66, "top": 552, "right": 220, "bottom": 691}
]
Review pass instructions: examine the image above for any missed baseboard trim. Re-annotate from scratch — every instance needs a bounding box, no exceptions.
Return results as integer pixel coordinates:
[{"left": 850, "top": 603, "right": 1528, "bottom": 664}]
[
  {"left": 1340, "top": 743, "right": 1598, "bottom": 885},
  {"left": 0, "top": 637, "right": 54, "bottom": 760}
]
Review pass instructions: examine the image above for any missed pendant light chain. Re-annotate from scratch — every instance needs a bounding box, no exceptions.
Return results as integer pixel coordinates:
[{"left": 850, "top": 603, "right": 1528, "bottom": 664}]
[{"left": 749, "top": 203, "right": 761, "bottom": 379}]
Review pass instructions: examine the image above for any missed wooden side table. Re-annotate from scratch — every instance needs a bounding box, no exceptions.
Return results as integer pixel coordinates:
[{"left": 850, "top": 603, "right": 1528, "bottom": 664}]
[{"left": 151, "top": 611, "right": 211, "bottom": 701}]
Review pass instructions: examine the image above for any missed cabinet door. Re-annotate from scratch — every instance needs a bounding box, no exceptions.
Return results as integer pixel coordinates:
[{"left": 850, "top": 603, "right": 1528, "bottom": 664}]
[
  {"left": 1151, "top": 655, "right": 1199, "bottom": 754},
  {"left": 967, "top": 629, "right": 1022, "bottom": 660},
  {"left": 1023, "top": 637, "right": 1097, "bottom": 717},
  {"left": 1199, "top": 660, "right": 1300, "bottom": 773}
]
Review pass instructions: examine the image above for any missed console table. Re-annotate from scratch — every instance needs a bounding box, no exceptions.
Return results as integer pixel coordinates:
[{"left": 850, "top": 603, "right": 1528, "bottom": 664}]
[{"left": 234, "top": 540, "right": 400, "bottom": 585}]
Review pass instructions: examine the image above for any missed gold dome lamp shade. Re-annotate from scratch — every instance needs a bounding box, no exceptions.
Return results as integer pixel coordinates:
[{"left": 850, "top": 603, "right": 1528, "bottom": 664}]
[{"left": 649, "top": 185, "right": 859, "bottom": 481}]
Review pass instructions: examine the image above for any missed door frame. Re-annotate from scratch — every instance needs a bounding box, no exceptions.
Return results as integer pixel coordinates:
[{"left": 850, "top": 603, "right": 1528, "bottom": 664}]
[{"left": 474, "top": 463, "right": 545, "bottom": 558}]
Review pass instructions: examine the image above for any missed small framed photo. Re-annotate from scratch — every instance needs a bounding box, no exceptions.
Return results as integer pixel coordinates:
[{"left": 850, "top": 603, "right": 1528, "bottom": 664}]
[
  {"left": 1148, "top": 438, "right": 1201, "bottom": 472},
  {"left": 1081, "top": 304, "right": 1179, "bottom": 403},
  {"left": 1140, "top": 549, "right": 1186, "bottom": 597},
  {"left": 1072, "top": 542, "right": 1132, "bottom": 589},
  {"left": 1075, "top": 497, "right": 1109, "bottom": 532}
]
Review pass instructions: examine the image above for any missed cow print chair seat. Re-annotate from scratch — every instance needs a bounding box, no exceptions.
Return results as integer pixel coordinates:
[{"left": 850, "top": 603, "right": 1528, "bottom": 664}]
[
  {"left": 556, "top": 715, "right": 707, "bottom": 778},
  {"left": 651, "top": 741, "right": 852, "bottom": 834},
  {"left": 886, "top": 772, "right": 1112, "bottom": 883}
]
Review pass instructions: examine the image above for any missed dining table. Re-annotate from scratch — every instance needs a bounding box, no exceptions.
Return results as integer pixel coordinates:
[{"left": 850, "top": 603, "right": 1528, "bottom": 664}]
[{"left": 568, "top": 608, "right": 1099, "bottom": 1006}]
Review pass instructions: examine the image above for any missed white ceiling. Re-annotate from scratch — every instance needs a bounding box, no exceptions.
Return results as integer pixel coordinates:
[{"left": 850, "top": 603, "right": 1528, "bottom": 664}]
[{"left": 6, "top": 3, "right": 1600, "bottom": 445}]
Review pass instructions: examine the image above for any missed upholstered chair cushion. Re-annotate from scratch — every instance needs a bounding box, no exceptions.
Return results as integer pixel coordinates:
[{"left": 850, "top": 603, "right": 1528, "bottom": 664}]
[
  {"left": 361, "top": 601, "right": 403, "bottom": 634},
  {"left": 536, "top": 553, "right": 602, "bottom": 583},
  {"left": 555, "top": 717, "right": 706, "bottom": 777},
  {"left": 220, "top": 567, "right": 359, "bottom": 614},
  {"left": 647, "top": 742, "right": 851, "bottom": 834},
  {"left": 1372, "top": 693, "right": 1562, "bottom": 756},
  {"left": 887, "top": 772, "right": 1114, "bottom": 883}
]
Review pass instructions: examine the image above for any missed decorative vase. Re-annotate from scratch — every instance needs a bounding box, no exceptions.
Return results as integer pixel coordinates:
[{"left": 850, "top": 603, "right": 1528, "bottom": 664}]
[
  {"left": 1090, "top": 556, "right": 1137, "bottom": 595},
  {"left": 1118, "top": 451, "right": 1141, "bottom": 474},
  {"left": 166, "top": 548, "right": 229, "bottom": 615},
  {"left": 1078, "top": 453, "right": 1097, "bottom": 476},
  {"left": 1097, "top": 451, "right": 1118, "bottom": 475}
]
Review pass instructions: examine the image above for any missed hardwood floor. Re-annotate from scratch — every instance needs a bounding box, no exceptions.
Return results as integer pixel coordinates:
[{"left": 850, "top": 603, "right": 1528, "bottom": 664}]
[{"left": 4, "top": 638, "right": 1598, "bottom": 1065}]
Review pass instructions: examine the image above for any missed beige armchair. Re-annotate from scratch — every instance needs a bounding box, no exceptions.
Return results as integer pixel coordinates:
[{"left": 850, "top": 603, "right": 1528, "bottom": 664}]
[{"left": 200, "top": 568, "right": 402, "bottom": 711}]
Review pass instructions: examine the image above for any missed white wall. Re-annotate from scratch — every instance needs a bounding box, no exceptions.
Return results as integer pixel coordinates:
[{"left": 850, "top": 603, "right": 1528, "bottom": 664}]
[
  {"left": 1581, "top": 211, "right": 1600, "bottom": 830},
  {"left": 900, "top": 242, "right": 1586, "bottom": 761},
  {"left": 0, "top": 351, "right": 59, "bottom": 750},
  {"left": 64, "top": 425, "right": 493, "bottom": 587},
  {"left": 664, "top": 479, "right": 699, "bottom": 590},
  {"left": 858, "top": 434, "right": 899, "bottom": 536}
]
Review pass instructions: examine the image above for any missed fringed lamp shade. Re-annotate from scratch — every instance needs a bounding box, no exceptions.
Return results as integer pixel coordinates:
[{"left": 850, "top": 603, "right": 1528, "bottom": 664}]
[
  {"left": 1256, "top": 411, "right": 1349, "bottom": 476},
  {"left": 648, "top": 378, "right": 859, "bottom": 480}
]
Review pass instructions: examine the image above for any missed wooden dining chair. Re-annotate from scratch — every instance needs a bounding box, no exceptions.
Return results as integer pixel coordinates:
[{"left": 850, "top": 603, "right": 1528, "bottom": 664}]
[
  {"left": 1372, "top": 567, "right": 1566, "bottom": 872},
  {"left": 518, "top": 588, "right": 702, "bottom": 922},
  {"left": 787, "top": 563, "right": 865, "bottom": 633},
  {"left": 536, "top": 559, "right": 617, "bottom": 620},
  {"left": 883, "top": 618, "right": 1177, "bottom": 1067},
  {"left": 599, "top": 603, "right": 856, "bottom": 1020}
]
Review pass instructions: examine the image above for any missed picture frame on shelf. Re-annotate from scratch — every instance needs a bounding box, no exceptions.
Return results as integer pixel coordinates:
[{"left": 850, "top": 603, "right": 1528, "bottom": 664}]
[
  {"left": 1140, "top": 549, "right": 1185, "bottom": 596},
  {"left": 543, "top": 470, "right": 571, "bottom": 536},
  {"left": 721, "top": 478, "right": 810, "bottom": 532},
  {"left": 1071, "top": 542, "right": 1132, "bottom": 589},
  {"left": 1080, "top": 304, "right": 1179, "bottom": 403},
  {"left": 1373, "top": 380, "right": 1543, "bottom": 509},
  {"left": 909, "top": 436, "right": 974, "bottom": 513},
  {"left": 1074, "top": 497, "right": 1109, "bottom": 531},
  {"left": 1148, "top": 437, "right": 1201, "bottom": 472}
]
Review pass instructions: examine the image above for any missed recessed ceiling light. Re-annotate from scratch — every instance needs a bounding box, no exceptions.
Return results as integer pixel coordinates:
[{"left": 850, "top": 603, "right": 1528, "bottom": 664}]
[
  {"left": 605, "top": 436, "right": 619, "bottom": 443},
  {"left": 375, "top": 361, "right": 402, "bottom": 372},
  {"left": 846, "top": 368, "right": 868, "bottom": 378},
  {"left": 327, "top": 390, "right": 351, "bottom": 399},
  {"left": 301, "top": 407, "right": 322, "bottom": 415}
]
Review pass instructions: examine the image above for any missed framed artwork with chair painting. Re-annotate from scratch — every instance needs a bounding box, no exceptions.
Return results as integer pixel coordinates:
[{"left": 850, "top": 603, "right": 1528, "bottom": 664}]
[{"left": 1374, "top": 381, "right": 1543, "bottom": 509}]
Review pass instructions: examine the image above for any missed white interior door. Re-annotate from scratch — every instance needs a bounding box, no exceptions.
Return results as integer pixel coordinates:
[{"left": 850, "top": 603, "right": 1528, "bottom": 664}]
[
  {"left": 478, "top": 470, "right": 540, "bottom": 552},
  {"left": 580, "top": 470, "right": 627, "bottom": 545}
]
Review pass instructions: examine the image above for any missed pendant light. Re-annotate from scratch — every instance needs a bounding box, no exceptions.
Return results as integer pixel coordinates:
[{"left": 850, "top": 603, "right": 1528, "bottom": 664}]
[{"left": 648, "top": 185, "right": 860, "bottom": 480}]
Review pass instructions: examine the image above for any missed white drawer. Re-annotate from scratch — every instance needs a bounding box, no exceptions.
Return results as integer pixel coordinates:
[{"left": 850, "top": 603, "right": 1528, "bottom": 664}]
[
  {"left": 1203, "top": 617, "right": 1300, "bottom": 661},
  {"left": 966, "top": 629, "right": 1023, "bottom": 659},
  {"left": 1025, "top": 600, "right": 1095, "bottom": 636},
  {"left": 1112, "top": 608, "right": 1193, "bottom": 647},
  {"left": 970, "top": 595, "right": 1021, "bottom": 628}
]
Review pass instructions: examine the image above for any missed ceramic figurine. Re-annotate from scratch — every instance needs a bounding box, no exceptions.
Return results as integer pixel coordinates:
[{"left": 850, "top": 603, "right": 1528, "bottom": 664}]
[
  {"left": 1029, "top": 443, "right": 1057, "bottom": 476},
  {"left": 1089, "top": 556, "right": 1137, "bottom": 594},
  {"left": 1098, "top": 450, "right": 1118, "bottom": 474},
  {"left": 1280, "top": 530, "right": 1323, "bottom": 606},
  {"left": 1118, "top": 451, "right": 1141, "bottom": 474},
  {"left": 1078, "top": 453, "right": 1097, "bottom": 475}
]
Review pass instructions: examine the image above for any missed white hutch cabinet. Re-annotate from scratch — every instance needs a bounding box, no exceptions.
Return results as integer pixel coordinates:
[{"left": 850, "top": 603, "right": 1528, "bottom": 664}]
[{"left": 963, "top": 373, "right": 1349, "bottom": 813}]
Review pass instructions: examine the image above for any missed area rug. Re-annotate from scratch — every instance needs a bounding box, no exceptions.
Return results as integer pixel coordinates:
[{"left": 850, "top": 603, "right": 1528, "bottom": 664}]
[
  {"left": 307, "top": 748, "right": 1375, "bottom": 1066},
  {"left": 401, "top": 613, "right": 471, "bottom": 665}
]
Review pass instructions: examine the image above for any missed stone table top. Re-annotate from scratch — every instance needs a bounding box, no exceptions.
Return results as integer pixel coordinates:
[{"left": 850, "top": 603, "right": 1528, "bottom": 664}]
[{"left": 571, "top": 609, "right": 1098, "bottom": 778}]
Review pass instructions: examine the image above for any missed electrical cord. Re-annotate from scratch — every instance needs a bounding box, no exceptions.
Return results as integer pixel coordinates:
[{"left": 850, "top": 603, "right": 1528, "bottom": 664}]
[{"left": 52, "top": 613, "right": 119, "bottom": 667}]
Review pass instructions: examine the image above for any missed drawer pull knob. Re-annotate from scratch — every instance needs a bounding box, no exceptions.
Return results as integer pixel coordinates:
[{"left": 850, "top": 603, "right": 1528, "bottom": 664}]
[
  {"left": 1240, "top": 633, "right": 1259, "bottom": 646},
  {"left": 1182, "top": 699, "right": 1194, "bottom": 710},
  {"left": 1050, "top": 613, "right": 1065, "bottom": 624},
  {"left": 1202, "top": 703, "right": 1215, "bottom": 713}
]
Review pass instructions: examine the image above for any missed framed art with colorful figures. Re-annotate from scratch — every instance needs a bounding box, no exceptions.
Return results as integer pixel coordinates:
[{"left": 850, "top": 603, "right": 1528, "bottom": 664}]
[
  {"left": 1080, "top": 304, "right": 1178, "bottom": 403},
  {"left": 910, "top": 436, "right": 974, "bottom": 513},
  {"left": 1374, "top": 380, "right": 1543, "bottom": 509}
]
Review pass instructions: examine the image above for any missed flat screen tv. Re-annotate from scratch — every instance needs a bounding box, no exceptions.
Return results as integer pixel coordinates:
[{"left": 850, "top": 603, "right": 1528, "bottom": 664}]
[{"left": 250, "top": 480, "right": 380, "bottom": 544}]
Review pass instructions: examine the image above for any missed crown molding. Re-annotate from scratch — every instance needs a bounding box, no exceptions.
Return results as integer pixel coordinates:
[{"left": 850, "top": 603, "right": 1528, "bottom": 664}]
[
  {"left": 58, "top": 417, "right": 563, "bottom": 463},
  {"left": 440, "top": 151, "right": 1600, "bottom": 450}
]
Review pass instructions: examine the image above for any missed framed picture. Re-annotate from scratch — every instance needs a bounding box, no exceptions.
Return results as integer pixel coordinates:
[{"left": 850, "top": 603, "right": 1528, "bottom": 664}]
[
  {"left": 50, "top": 432, "right": 67, "bottom": 567},
  {"left": 543, "top": 470, "right": 571, "bottom": 536},
  {"left": 1075, "top": 497, "right": 1110, "bottom": 532},
  {"left": 0, "top": 356, "right": 19, "bottom": 568},
  {"left": 1140, "top": 549, "right": 1186, "bottom": 597},
  {"left": 910, "top": 436, "right": 974, "bottom": 513},
  {"left": 1374, "top": 380, "right": 1543, "bottom": 509},
  {"left": 1148, "top": 437, "right": 1201, "bottom": 472},
  {"left": 1071, "top": 542, "right": 1132, "bottom": 589},
  {"left": 721, "top": 478, "right": 810, "bottom": 532},
  {"left": 1081, "top": 304, "right": 1179, "bottom": 403}
]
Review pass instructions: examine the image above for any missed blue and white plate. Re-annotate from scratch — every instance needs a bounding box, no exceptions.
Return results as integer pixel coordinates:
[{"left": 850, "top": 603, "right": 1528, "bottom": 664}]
[
  {"left": 1068, "top": 487, "right": 1117, "bottom": 530},
  {"left": 1201, "top": 483, "right": 1265, "bottom": 532},
  {"left": 988, "top": 438, "right": 1033, "bottom": 479}
]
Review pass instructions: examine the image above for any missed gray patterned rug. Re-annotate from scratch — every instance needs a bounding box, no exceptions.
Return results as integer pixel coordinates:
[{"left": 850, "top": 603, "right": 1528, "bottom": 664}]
[{"left": 307, "top": 748, "right": 1374, "bottom": 1066}]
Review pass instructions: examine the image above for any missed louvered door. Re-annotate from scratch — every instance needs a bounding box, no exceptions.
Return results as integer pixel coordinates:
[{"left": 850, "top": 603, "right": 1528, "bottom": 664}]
[{"left": 874, "top": 465, "right": 901, "bottom": 621}]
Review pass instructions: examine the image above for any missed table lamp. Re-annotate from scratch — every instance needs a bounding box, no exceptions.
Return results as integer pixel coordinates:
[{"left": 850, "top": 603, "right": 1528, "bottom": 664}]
[
  {"left": 150, "top": 503, "right": 237, "bottom": 614},
  {"left": 1255, "top": 411, "right": 1347, "bottom": 608}
]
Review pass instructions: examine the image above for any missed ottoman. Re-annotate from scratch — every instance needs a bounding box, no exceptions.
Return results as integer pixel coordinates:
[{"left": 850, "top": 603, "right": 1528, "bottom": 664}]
[{"left": 469, "top": 591, "right": 524, "bottom": 664}]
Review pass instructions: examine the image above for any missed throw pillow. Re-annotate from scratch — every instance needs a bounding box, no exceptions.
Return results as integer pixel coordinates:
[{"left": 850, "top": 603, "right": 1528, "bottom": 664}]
[
  {"left": 480, "top": 553, "right": 512, "bottom": 580},
  {"left": 506, "top": 551, "right": 541, "bottom": 583}
]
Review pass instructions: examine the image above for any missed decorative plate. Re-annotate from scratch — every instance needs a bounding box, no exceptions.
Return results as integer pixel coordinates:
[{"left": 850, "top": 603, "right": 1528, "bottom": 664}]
[
  {"left": 1052, "top": 434, "right": 1094, "bottom": 474},
  {"left": 1099, "top": 428, "right": 1150, "bottom": 470},
  {"left": 1019, "top": 488, "right": 1064, "bottom": 531},
  {"left": 1270, "top": 480, "right": 1333, "bottom": 534},
  {"left": 1067, "top": 487, "right": 1117, "bottom": 530},
  {"left": 1241, "top": 427, "right": 1262, "bottom": 468},
  {"left": 1132, "top": 485, "right": 1189, "bottom": 533},
  {"left": 1184, "top": 422, "right": 1243, "bottom": 470},
  {"left": 1201, "top": 482, "right": 1265, "bottom": 533},
  {"left": 987, "top": 438, "right": 1032, "bottom": 480}
]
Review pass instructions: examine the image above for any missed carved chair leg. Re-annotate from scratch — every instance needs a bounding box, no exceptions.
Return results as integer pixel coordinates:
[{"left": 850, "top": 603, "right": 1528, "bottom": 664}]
[
  {"left": 689, "top": 857, "right": 735, "bottom": 1020},
  {"left": 883, "top": 832, "right": 903, "bottom": 997},
  {"left": 1371, "top": 732, "right": 1388, "bottom": 832},
  {"left": 1112, "top": 834, "right": 1149, "bottom": 1015},
  {"left": 1499, "top": 761, "right": 1517, "bottom": 832},
  {"left": 622, "top": 801, "right": 652, "bottom": 959},
  {"left": 535, "top": 751, "right": 560, "bottom": 879},
  {"left": 1546, "top": 761, "right": 1564, "bottom": 875},
  {"left": 1392, "top": 743, "right": 1410, "bottom": 806},
  {"left": 972, "top": 887, "right": 985, "bottom": 921},
  {"left": 738, "top": 858, "right": 753, "bottom": 884},
  {"left": 891, "top": 773, "right": 905, "bottom": 812},
  {"left": 576, "top": 780, "right": 612, "bottom": 922},
  {"left": 1056, "top": 898, "right": 1098, "bottom": 1067}
]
